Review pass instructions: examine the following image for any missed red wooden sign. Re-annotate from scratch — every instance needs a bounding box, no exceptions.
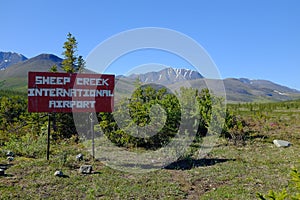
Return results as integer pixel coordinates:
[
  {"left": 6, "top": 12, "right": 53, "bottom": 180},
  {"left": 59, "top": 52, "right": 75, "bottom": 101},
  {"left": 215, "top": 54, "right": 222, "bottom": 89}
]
[{"left": 28, "top": 72, "right": 115, "bottom": 113}]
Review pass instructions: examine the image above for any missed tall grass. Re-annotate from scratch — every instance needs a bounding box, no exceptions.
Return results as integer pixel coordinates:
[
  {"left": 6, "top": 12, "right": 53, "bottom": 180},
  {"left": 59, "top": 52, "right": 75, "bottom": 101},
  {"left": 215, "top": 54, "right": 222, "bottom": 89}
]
[{"left": 4, "top": 132, "right": 48, "bottom": 158}]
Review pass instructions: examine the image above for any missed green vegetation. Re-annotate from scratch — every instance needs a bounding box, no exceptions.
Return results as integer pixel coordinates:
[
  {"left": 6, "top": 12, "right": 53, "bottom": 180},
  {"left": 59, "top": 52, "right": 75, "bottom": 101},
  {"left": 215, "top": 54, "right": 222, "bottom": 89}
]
[
  {"left": 61, "top": 32, "right": 85, "bottom": 73},
  {"left": 1, "top": 87, "right": 300, "bottom": 199},
  {"left": 100, "top": 86, "right": 219, "bottom": 149},
  {"left": 257, "top": 168, "right": 300, "bottom": 200},
  {"left": 0, "top": 77, "right": 28, "bottom": 91}
]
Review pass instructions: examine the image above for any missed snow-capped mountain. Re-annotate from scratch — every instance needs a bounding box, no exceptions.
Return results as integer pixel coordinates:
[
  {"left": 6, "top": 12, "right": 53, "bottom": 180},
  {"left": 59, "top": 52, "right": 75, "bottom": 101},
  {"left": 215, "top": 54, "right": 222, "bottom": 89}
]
[
  {"left": 118, "top": 67, "right": 300, "bottom": 102},
  {"left": 128, "top": 67, "right": 203, "bottom": 84},
  {"left": 0, "top": 51, "right": 27, "bottom": 70}
]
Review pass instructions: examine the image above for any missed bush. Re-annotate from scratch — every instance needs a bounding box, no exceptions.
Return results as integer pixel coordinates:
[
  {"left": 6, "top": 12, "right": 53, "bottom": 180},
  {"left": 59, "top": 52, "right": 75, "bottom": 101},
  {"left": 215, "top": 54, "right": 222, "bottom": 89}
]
[
  {"left": 99, "top": 85, "right": 181, "bottom": 149},
  {"left": 257, "top": 167, "right": 300, "bottom": 200},
  {"left": 222, "top": 110, "right": 249, "bottom": 145},
  {"left": 99, "top": 85, "right": 225, "bottom": 157}
]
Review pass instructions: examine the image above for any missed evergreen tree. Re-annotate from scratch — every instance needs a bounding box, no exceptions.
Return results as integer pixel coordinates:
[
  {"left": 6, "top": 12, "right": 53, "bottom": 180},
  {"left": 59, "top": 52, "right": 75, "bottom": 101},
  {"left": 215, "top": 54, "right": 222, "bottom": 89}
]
[
  {"left": 77, "top": 55, "right": 85, "bottom": 73},
  {"left": 53, "top": 33, "right": 86, "bottom": 139},
  {"left": 61, "top": 33, "right": 85, "bottom": 73},
  {"left": 62, "top": 32, "right": 78, "bottom": 73}
]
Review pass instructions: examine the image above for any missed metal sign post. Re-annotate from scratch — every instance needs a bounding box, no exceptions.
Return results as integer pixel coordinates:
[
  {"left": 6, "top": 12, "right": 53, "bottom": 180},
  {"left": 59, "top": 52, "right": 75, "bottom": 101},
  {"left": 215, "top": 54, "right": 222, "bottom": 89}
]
[
  {"left": 89, "top": 113, "right": 95, "bottom": 160},
  {"left": 47, "top": 113, "right": 51, "bottom": 160}
]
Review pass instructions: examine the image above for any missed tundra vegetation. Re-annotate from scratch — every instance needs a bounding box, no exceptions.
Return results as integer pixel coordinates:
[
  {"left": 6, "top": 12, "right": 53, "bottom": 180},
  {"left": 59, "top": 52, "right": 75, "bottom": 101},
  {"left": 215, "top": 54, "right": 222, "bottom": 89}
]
[{"left": 1, "top": 87, "right": 300, "bottom": 199}]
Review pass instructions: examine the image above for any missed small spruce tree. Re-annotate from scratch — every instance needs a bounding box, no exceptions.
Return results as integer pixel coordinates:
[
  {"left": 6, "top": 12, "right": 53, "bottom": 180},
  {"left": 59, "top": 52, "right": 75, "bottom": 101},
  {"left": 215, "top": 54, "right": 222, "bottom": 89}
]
[
  {"left": 49, "top": 64, "right": 58, "bottom": 72},
  {"left": 62, "top": 32, "right": 78, "bottom": 73}
]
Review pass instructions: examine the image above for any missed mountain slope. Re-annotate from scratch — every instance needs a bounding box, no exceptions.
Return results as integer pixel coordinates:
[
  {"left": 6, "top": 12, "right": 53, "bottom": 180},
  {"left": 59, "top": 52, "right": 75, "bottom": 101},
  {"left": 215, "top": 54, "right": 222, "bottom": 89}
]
[
  {"left": 0, "top": 53, "right": 63, "bottom": 78},
  {"left": 118, "top": 68, "right": 300, "bottom": 102},
  {"left": 0, "top": 54, "right": 63, "bottom": 90},
  {"left": 223, "top": 78, "right": 300, "bottom": 102},
  {"left": 0, "top": 51, "right": 27, "bottom": 70}
]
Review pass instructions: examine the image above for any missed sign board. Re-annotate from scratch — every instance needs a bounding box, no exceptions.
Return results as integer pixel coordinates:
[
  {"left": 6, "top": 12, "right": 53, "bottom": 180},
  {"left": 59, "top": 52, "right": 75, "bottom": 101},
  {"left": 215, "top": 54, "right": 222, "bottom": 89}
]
[{"left": 28, "top": 72, "right": 114, "bottom": 113}]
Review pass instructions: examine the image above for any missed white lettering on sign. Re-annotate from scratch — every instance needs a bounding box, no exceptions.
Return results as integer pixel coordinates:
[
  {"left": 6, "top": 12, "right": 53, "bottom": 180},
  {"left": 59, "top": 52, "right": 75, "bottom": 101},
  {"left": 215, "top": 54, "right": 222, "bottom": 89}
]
[
  {"left": 35, "top": 76, "right": 71, "bottom": 85},
  {"left": 49, "top": 100, "right": 96, "bottom": 108},
  {"left": 28, "top": 72, "right": 115, "bottom": 112},
  {"left": 28, "top": 88, "right": 114, "bottom": 97},
  {"left": 76, "top": 78, "right": 109, "bottom": 86}
]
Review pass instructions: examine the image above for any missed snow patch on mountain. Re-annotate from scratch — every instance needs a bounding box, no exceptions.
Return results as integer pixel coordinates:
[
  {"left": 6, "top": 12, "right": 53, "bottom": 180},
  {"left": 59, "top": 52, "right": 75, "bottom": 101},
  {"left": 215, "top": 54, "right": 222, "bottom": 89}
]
[{"left": 128, "top": 67, "right": 204, "bottom": 84}]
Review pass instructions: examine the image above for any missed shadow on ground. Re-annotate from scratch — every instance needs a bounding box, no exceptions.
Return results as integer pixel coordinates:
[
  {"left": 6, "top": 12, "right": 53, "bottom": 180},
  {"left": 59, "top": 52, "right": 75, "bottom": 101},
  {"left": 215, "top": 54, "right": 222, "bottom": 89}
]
[
  {"left": 0, "top": 163, "right": 14, "bottom": 177},
  {"left": 165, "top": 158, "right": 236, "bottom": 170},
  {"left": 0, "top": 163, "right": 13, "bottom": 170},
  {"left": 114, "top": 158, "right": 236, "bottom": 171}
]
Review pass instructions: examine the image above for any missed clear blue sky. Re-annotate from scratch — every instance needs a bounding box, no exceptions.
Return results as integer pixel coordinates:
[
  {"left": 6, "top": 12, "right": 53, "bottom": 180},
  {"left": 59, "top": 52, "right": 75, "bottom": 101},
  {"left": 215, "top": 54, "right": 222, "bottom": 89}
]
[{"left": 1, "top": 0, "right": 299, "bottom": 90}]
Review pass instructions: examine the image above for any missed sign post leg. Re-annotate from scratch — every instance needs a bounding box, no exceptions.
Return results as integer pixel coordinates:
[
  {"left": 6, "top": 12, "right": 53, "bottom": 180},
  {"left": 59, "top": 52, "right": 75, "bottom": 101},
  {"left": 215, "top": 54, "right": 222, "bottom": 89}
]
[
  {"left": 47, "top": 113, "right": 51, "bottom": 160},
  {"left": 89, "top": 113, "right": 95, "bottom": 160}
]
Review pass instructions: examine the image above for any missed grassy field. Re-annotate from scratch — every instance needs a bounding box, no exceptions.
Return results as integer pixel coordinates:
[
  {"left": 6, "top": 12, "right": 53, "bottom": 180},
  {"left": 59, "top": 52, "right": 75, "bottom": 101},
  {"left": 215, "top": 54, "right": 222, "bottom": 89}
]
[
  {"left": 0, "top": 77, "right": 27, "bottom": 91},
  {"left": 1, "top": 100, "right": 300, "bottom": 199}
]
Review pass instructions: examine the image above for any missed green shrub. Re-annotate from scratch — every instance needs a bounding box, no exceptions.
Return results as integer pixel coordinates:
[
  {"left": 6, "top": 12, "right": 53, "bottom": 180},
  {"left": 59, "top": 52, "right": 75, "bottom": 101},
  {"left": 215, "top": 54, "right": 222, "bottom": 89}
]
[
  {"left": 257, "top": 167, "right": 300, "bottom": 200},
  {"left": 99, "top": 85, "right": 182, "bottom": 149},
  {"left": 222, "top": 110, "right": 249, "bottom": 145},
  {"left": 99, "top": 85, "right": 228, "bottom": 162}
]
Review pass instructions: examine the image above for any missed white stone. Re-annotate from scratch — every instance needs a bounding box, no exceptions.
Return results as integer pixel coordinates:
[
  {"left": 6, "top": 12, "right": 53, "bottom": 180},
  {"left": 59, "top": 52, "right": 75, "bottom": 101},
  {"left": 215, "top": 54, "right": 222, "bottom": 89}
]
[
  {"left": 273, "top": 140, "right": 291, "bottom": 147},
  {"left": 7, "top": 156, "right": 14, "bottom": 162},
  {"left": 76, "top": 153, "right": 83, "bottom": 161},
  {"left": 79, "top": 165, "right": 92, "bottom": 174},
  {"left": 54, "top": 170, "right": 63, "bottom": 177},
  {"left": 6, "top": 151, "right": 14, "bottom": 157}
]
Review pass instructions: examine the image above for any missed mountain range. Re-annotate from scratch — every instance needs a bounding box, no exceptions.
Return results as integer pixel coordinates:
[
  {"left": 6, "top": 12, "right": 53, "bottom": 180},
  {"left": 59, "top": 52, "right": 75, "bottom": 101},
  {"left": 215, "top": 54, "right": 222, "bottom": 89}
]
[
  {"left": 0, "top": 51, "right": 299, "bottom": 102},
  {"left": 127, "top": 68, "right": 204, "bottom": 85},
  {"left": 116, "top": 69, "right": 300, "bottom": 102}
]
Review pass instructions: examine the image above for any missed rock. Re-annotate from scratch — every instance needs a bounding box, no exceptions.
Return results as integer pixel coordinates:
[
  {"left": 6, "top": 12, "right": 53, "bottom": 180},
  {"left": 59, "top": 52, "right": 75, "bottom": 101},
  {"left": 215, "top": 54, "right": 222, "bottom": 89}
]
[
  {"left": 7, "top": 156, "right": 14, "bottom": 162},
  {"left": 6, "top": 151, "right": 14, "bottom": 157},
  {"left": 76, "top": 153, "right": 83, "bottom": 161},
  {"left": 54, "top": 170, "right": 64, "bottom": 177},
  {"left": 0, "top": 169, "right": 5, "bottom": 176},
  {"left": 79, "top": 165, "right": 92, "bottom": 174},
  {"left": 273, "top": 140, "right": 291, "bottom": 147}
]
